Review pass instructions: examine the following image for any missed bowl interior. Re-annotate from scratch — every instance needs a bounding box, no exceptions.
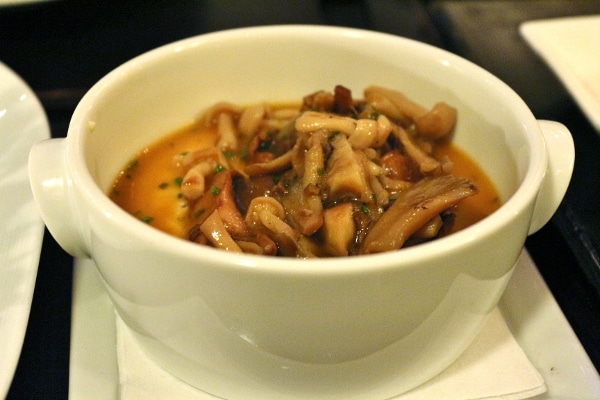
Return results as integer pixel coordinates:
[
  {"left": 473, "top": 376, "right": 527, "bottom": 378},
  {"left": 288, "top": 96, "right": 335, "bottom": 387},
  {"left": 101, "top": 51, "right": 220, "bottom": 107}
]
[{"left": 72, "top": 26, "right": 540, "bottom": 269}]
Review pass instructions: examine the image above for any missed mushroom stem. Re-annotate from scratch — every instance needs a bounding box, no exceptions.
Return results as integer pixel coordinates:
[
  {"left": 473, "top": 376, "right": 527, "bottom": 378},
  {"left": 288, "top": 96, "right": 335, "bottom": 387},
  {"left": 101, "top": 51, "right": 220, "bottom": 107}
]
[{"left": 200, "top": 210, "right": 242, "bottom": 252}]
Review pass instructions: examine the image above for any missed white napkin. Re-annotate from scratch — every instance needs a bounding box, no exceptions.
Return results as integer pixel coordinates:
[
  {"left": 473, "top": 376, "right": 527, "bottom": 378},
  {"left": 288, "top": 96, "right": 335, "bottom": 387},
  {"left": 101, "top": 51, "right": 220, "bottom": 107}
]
[{"left": 117, "top": 308, "right": 546, "bottom": 400}]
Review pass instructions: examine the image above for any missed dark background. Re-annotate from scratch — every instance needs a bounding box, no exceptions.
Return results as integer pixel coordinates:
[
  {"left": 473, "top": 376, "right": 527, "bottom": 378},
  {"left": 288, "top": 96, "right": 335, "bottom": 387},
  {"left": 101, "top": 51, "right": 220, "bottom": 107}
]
[{"left": 2, "top": 1, "right": 599, "bottom": 397}]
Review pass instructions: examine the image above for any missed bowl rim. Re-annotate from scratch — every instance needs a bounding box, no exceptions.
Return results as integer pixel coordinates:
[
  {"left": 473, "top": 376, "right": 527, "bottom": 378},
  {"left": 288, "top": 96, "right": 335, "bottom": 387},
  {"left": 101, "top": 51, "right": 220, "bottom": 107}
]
[{"left": 66, "top": 25, "right": 547, "bottom": 275}]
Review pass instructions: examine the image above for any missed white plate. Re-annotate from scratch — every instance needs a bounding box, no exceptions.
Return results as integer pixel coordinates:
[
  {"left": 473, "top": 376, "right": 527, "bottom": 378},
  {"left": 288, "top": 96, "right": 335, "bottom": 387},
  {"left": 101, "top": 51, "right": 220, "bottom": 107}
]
[
  {"left": 520, "top": 15, "right": 600, "bottom": 132},
  {"left": 0, "top": 61, "right": 49, "bottom": 397},
  {"left": 69, "top": 251, "right": 600, "bottom": 400}
]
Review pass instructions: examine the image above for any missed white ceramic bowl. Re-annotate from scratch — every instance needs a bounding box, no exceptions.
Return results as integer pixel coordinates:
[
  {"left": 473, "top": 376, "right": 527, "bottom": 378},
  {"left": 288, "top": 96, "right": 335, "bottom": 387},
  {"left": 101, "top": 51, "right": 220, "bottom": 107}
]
[{"left": 29, "top": 26, "right": 574, "bottom": 399}]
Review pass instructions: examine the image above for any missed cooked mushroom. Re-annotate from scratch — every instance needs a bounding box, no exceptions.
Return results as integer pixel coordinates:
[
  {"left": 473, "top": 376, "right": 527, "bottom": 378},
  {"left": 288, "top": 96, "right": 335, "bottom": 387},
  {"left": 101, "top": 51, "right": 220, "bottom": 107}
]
[
  {"left": 216, "top": 112, "right": 238, "bottom": 151},
  {"left": 188, "top": 170, "right": 248, "bottom": 237},
  {"left": 244, "top": 149, "right": 294, "bottom": 176},
  {"left": 326, "top": 134, "right": 372, "bottom": 203},
  {"left": 391, "top": 124, "right": 441, "bottom": 175},
  {"left": 360, "top": 174, "right": 478, "bottom": 254},
  {"left": 199, "top": 209, "right": 242, "bottom": 252},
  {"left": 364, "top": 85, "right": 427, "bottom": 123},
  {"left": 202, "top": 102, "right": 241, "bottom": 126},
  {"left": 321, "top": 202, "right": 355, "bottom": 256},
  {"left": 295, "top": 111, "right": 391, "bottom": 150},
  {"left": 414, "top": 102, "right": 457, "bottom": 139},
  {"left": 238, "top": 103, "right": 267, "bottom": 137},
  {"left": 364, "top": 86, "right": 456, "bottom": 139},
  {"left": 295, "top": 111, "right": 358, "bottom": 136},
  {"left": 133, "top": 85, "right": 489, "bottom": 258},
  {"left": 245, "top": 196, "right": 301, "bottom": 257},
  {"left": 301, "top": 90, "right": 335, "bottom": 112},
  {"left": 347, "top": 114, "right": 392, "bottom": 149},
  {"left": 278, "top": 130, "right": 326, "bottom": 236},
  {"left": 412, "top": 214, "right": 444, "bottom": 239},
  {"left": 181, "top": 161, "right": 218, "bottom": 201}
]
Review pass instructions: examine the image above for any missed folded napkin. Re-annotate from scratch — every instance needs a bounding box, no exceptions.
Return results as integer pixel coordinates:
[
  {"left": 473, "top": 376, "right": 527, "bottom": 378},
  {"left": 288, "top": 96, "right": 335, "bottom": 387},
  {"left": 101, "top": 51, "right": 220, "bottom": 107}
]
[{"left": 117, "top": 308, "right": 546, "bottom": 400}]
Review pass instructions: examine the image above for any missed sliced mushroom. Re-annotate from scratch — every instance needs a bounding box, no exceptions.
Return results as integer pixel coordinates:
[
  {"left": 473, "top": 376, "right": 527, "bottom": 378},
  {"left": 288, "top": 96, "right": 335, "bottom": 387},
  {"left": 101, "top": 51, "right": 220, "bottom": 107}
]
[
  {"left": 332, "top": 84, "right": 354, "bottom": 115},
  {"left": 364, "top": 86, "right": 456, "bottom": 139},
  {"left": 346, "top": 119, "right": 378, "bottom": 149},
  {"left": 322, "top": 202, "right": 355, "bottom": 256},
  {"left": 199, "top": 209, "right": 242, "bottom": 252},
  {"left": 181, "top": 161, "right": 218, "bottom": 201},
  {"left": 245, "top": 196, "right": 301, "bottom": 257},
  {"left": 295, "top": 111, "right": 358, "bottom": 136},
  {"left": 187, "top": 170, "right": 248, "bottom": 237},
  {"left": 244, "top": 149, "right": 293, "bottom": 177},
  {"left": 412, "top": 214, "right": 444, "bottom": 239},
  {"left": 238, "top": 103, "right": 266, "bottom": 137},
  {"left": 326, "top": 134, "right": 372, "bottom": 203},
  {"left": 279, "top": 131, "right": 326, "bottom": 236},
  {"left": 378, "top": 175, "right": 413, "bottom": 196},
  {"left": 360, "top": 175, "right": 478, "bottom": 254},
  {"left": 414, "top": 102, "right": 457, "bottom": 139},
  {"left": 176, "top": 147, "right": 229, "bottom": 170},
  {"left": 380, "top": 149, "right": 420, "bottom": 181},
  {"left": 202, "top": 102, "right": 241, "bottom": 126},
  {"left": 211, "top": 171, "right": 248, "bottom": 236},
  {"left": 364, "top": 86, "right": 427, "bottom": 122},
  {"left": 173, "top": 85, "right": 479, "bottom": 257},
  {"left": 392, "top": 124, "right": 440, "bottom": 175},
  {"left": 301, "top": 90, "right": 335, "bottom": 112},
  {"left": 217, "top": 112, "right": 238, "bottom": 151},
  {"left": 235, "top": 233, "right": 278, "bottom": 256}
]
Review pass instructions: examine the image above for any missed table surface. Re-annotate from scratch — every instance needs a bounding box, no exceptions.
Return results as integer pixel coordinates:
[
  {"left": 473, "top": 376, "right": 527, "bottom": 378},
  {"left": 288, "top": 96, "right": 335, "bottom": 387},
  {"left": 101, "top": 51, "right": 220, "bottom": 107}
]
[{"left": 2, "top": 1, "right": 599, "bottom": 398}]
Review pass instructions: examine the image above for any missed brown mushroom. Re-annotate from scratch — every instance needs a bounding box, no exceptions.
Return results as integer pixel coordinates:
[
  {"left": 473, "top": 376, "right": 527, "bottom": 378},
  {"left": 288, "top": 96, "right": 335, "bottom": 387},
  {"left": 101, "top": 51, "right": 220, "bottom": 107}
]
[
  {"left": 360, "top": 174, "right": 478, "bottom": 254},
  {"left": 199, "top": 209, "right": 242, "bottom": 252},
  {"left": 321, "top": 202, "right": 356, "bottom": 256},
  {"left": 245, "top": 196, "right": 301, "bottom": 257}
]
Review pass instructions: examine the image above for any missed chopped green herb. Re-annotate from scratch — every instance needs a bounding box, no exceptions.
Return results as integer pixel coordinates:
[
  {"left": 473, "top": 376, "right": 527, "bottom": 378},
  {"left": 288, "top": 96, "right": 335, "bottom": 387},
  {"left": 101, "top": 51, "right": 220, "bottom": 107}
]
[
  {"left": 158, "top": 182, "right": 169, "bottom": 189},
  {"left": 328, "top": 131, "right": 340, "bottom": 141},
  {"left": 222, "top": 150, "right": 235, "bottom": 159},
  {"left": 175, "top": 177, "right": 184, "bottom": 187},
  {"left": 214, "top": 164, "right": 226, "bottom": 174},
  {"left": 126, "top": 159, "right": 139, "bottom": 170},
  {"left": 239, "top": 145, "right": 250, "bottom": 161},
  {"left": 317, "top": 167, "right": 326, "bottom": 176},
  {"left": 361, "top": 204, "right": 370, "bottom": 214},
  {"left": 257, "top": 140, "right": 273, "bottom": 152},
  {"left": 193, "top": 208, "right": 205, "bottom": 219},
  {"left": 142, "top": 216, "right": 154, "bottom": 224},
  {"left": 210, "top": 185, "right": 221, "bottom": 196}
]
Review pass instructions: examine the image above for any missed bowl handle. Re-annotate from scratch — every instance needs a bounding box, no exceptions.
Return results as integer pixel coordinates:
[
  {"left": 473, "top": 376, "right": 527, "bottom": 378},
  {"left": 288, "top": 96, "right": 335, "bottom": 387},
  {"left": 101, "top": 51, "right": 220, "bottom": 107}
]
[
  {"left": 28, "top": 139, "right": 90, "bottom": 258},
  {"left": 528, "top": 120, "right": 575, "bottom": 235}
]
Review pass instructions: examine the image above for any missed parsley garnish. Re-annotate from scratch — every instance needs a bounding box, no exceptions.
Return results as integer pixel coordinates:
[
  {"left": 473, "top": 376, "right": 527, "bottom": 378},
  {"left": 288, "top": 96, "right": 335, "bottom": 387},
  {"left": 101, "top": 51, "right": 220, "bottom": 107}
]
[{"left": 210, "top": 185, "right": 221, "bottom": 196}]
